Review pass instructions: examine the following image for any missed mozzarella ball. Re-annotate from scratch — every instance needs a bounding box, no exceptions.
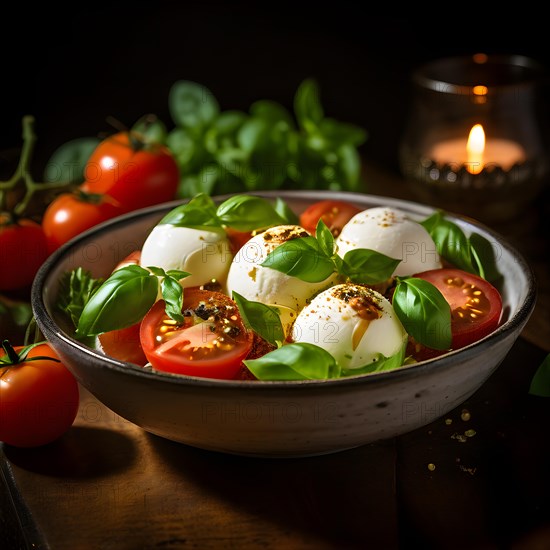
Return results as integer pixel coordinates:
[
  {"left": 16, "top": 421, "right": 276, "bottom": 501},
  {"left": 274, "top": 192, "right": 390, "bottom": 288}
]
[
  {"left": 140, "top": 225, "right": 233, "bottom": 288},
  {"left": 336, "top": 207, "right": 441, "bottom": 277},
  {"left": 291, "top": 283, "right": 407, "bottom": 370},
  {"left": 226, "top": 225, "right": 337, "bottom": 312}
]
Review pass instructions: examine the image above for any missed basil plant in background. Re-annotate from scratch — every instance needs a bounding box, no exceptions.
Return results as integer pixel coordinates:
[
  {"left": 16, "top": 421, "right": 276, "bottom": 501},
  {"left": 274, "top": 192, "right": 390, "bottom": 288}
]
[{"left": 131, "top": 78, "right": 368, "bottom": 197}]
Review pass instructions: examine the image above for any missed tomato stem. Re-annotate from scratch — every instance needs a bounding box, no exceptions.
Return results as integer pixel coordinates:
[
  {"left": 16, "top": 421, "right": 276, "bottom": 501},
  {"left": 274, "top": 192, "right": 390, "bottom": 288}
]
[
  {"left": 2, "top": 340, "right": 20, "bottom": 364},
  {"left": 0, "top": 116, "right": 76, "bottom": 216}
]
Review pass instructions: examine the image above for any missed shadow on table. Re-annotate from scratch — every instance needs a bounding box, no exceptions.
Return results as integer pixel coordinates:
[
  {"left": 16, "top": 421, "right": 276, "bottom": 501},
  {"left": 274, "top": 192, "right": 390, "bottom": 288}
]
[
  {"left": 148, "top": 430, "right": 400, "bottom": 548},
  {"left": 3, "top": 426, "right": 138, "bottom": 479},
  {"left": 147, "top": 338, "right": 550, "bottom": 550}
]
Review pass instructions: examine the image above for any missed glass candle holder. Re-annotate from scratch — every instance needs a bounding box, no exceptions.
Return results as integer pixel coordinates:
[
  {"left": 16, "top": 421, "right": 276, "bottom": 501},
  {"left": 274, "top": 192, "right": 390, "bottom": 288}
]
[{"left": 399, "top": 53, "right": 550, "bottom": 225}]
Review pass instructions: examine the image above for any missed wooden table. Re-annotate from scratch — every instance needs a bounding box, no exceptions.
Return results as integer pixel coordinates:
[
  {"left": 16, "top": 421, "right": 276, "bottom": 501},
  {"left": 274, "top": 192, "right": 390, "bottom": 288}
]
[{"left": 2, "top": 163, "right": 550, "bottom": 550}]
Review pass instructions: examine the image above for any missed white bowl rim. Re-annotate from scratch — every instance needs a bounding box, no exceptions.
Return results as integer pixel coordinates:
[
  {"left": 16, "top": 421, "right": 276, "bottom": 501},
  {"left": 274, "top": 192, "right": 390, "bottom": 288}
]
[{"left": 31, "top": 190, "right": 538, "bottom": 391}]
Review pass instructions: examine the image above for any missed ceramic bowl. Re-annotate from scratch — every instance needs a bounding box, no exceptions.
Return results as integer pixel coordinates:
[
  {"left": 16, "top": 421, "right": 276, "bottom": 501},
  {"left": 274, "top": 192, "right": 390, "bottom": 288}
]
[{"left": 31, "top": 191, "right": 536, "bottom": 458}]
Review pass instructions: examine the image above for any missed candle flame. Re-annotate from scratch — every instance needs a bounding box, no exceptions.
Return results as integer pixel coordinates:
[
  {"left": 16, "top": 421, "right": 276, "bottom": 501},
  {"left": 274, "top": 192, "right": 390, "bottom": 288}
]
[{"left": 466, "top": 124, "right": 485, "bottom": 174}]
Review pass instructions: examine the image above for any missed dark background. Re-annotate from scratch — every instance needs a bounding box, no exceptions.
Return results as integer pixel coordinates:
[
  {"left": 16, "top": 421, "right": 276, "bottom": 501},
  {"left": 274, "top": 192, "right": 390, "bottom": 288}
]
[{"left": 2, "top": 5, "right": 549, "bottom": 179}]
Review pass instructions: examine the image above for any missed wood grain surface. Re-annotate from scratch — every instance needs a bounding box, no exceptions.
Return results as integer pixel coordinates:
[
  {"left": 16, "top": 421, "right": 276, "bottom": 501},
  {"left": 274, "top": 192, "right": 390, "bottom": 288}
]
[{"left": 2, "top": 161, "right": 550, "bottom": 549}]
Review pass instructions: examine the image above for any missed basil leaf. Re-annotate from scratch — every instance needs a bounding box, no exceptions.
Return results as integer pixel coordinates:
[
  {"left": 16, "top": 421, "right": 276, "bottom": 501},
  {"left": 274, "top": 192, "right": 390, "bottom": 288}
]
[
  {"left": 419, "top": 211, "right": 442, "bottom": 233},
  {"left": 131, "top": 114, "right": 168, "bottom": 145},
  {"left": 318, "top": 118, "right": 368, "bottom": 147},
  {"left": 147, "top": 267, "right": 189, "bottom": 323},
  {"left": 341, "top": 345, "right": 405, "bottom": 376},
  {"left": 274, "top": 197, "right": 299, "bottom": 225},
  {"left": 216, "top": 195, "right": 286, "bottom": 231},
  {"left": 160, "top": 276, "right": 184, "bottom": 324},
  {"left": 341, "top": 249, "right": 401, "bottom": 285},
  {"left": 166, "top": 270, "right": 190, "bottom": 280},
  {"left": 393, "top": 278, "right": 452, "bottom": 350},
  {"left": 428, "top": 217, "right": 475, "bottom": 273},
  {"left": 204, "top": 111, "right": 247, "bottom": 154},
  {"left": 469, "top": 232, "right": 502, "bottom": 283},
  {"left": 250, "top": 100, "right": 294, "bottom": 126},
  {"left": 529, "top": 353, "right": 550, "bottom": 397},
  {"left": 9, "top": 301, "right": 33, "bottom": 328},
  {"left": 294, "top": 78, "right": 324, "bottom": 132},
  {"left": 159, "top": 193, "right": 220, "bottom": 229},
  {"left": 261, "top": 237, "right": 335, "bottom": 283},
  {"left": 166, "top": 128, "right": 198, "bottom": 167},
  {"left": 232, "top": 291, "right": 284, "bottom": 347},
  {"left": 240, "top": 117, "right": 292, "bottom": 190},
  {"left": 57, "top": 267, "right": 104, "bottom": 329},
  {"left": 169, "top": 80, "right": 220, "bottom": 129},
  {"left": 244, "top": 342, "right": 340, "bottom": 380},
  {"left": 334, "top": 143, "right": 362, "bottom": 191},
  {"left": 43, "top": 137, "right": 101, "bottom": 185},
  {"left": 315, "top": 219, "right": 335, "bottom": 258},
  {"left": 76, "top": 265, "right": 158, "bottom": 336}
]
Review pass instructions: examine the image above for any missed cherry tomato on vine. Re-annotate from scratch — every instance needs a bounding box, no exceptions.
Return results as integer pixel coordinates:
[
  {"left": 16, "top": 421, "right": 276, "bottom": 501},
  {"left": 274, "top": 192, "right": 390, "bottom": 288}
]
[
  {"left": 81, "top": 131, "right": 179, "bottom": 213},
  {"left": 0, "top": 341, "right": 80, "bottom": 447},
  {"left": 42, "top": 192, "right": 123, "bottom": 253},
  {"left": 0, "top": 214, "right": 49, "bottom": 291},
  {"left": 299, "top": 199, "right": 361, "bottom": 237},
  {"left": 408, "top": 268, "right": 503, "bottom": 361},
  {"left": 140, "top": 288, "right": 253, "bottom": 379}
]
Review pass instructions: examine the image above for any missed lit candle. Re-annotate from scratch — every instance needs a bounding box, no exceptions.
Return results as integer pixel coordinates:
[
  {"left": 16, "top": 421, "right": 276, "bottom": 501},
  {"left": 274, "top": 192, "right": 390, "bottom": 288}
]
[{"left": 429, "top": 124, "right": 526, "bottom": 173}]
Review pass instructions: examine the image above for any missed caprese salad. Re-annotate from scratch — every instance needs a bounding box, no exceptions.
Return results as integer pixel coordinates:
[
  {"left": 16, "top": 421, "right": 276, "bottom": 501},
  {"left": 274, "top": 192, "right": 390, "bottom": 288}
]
[{"left": 58, "top": 193, "right": 503, "bottom": 381}]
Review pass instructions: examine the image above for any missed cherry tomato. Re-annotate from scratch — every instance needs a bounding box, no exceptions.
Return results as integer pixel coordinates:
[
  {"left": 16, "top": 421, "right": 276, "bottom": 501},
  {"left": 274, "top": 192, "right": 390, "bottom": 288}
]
[
  {"left": 0, "top": 342, "right": 80, "bottom": 447},
  {"left": 0, "top": 214, "right": 49, "bottom": 291},
  {"left": 42, "top": 192, "right": 123, "bottom": 253},
  {"left": 225, "top": 227, "right": 253, "bottom": 254},
  {"left": 140, "top": 288, "right": 253, "bottom": 379},
  {"left": 113, "top": 250, "right": 142, "bottom": 271},
  {"left": 81, "top": 131, "right": 179, "bottom": 213},
  {"left": 409, "top": 268, "right": 503, "bottom": 361},
  {"left": 97, "top": 323, "right": 148, "bottom": 366},
  {"left": 299, "top": 199, "right": 361, "bottom": 237}
]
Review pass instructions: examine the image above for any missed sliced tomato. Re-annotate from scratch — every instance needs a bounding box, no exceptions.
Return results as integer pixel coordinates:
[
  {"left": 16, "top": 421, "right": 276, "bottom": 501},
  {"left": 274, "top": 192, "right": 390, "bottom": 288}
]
[
  {"left": 225, "top": 227, "right": 253, "bottom": 254},
  {"left": 140, "top": 288, "right": 253, "bottom": 379},
  {"left": 97, "top": 323, "right": 148, "bottom": 366},
  {"left": 113, "top": 250, "right": 142, "bottom": 271},
  {"left": 299, "top": 199, "right": 361, "bottom": 237},
  {"left": 410, "top": 268, "right": 503, "bottom": 361}
]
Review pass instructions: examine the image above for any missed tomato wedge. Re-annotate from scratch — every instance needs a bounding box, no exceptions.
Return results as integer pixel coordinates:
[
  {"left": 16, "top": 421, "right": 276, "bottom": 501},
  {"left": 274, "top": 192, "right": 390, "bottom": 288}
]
[
  {"left": 140, "top": 288, "right": 253, "bottom": 379},
  {"left": 410, "top": 268, "right": 503, "bottom": 361},
  {"left": 299, "top": 199, "right": 361, "bottom": 237},
  {"left": 98, "top": 323, "right": 148, "bottom": 366}
]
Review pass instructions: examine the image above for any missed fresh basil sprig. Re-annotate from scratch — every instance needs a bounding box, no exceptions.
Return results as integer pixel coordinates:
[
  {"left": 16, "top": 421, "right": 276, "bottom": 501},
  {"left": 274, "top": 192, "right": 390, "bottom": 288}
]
[
  {"left": 76, "top": 265, "right": 189, "bottom": 337},
  {"left": 158, "top": 193, "right": 291, "bottom": 232},
  {"left": 420, "top": 211, "right": 501, "bottom": 282},
  {"left": 244, "top": 342, "right": 341, "bottom": 380},
  {"left": 261, "top": 235, "right": 336, "bottom": 283},
  {"left": 159, "top": 193, "right": 219, "bottom": 229},
  {"left": 392, "top": 277, "right": 452, "bottom": 351},
  {"left": 216, "top": 195, "right": 287, "bottom": 231},
  {"left": 147, "top": 267, "right": 189, "bottom": 324},
  {"left": 274, "top": 197, "right": 299, "bottom": 225},
  {"left": 57, "top": 267, "right": 104, "bottom": 329},
  {"left": 157, "top": 78, "right": 368, "bottom": 197},
  {"left": 232, "top": 291, "right": 285, "bottom": 347},
  {"left": 341, "top": 346, "right": 406, "bottom": 377},
  {"left": 261, "top": 219, "right": 400, "bottom": 285},
  {"left": 243, "top": 341, "right": 407, "bottom": 381},
  {"left": 340, "top": 249, "right": 401, "bottom": 285}
]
